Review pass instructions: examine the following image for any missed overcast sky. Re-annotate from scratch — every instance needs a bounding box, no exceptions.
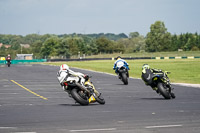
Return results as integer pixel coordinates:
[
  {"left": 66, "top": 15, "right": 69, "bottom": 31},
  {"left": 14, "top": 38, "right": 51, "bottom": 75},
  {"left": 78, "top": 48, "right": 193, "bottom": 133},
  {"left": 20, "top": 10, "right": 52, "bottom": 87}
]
[{"left": 0, "top": 0, "right": 200, "bottom": 36}]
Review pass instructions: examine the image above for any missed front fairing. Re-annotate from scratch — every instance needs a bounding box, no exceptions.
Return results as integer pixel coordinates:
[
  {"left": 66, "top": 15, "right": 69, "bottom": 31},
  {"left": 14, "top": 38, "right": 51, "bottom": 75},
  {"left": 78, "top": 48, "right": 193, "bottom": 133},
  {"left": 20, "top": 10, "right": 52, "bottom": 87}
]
[
  {"left": 85, "top": 80, "right": 97, "bottom": 92},
  {"left": 88, "top": 94, "right": 96, "bottom": 103},
  {"left": 85, "top": 80, "right": 100, "bottom": 98}
]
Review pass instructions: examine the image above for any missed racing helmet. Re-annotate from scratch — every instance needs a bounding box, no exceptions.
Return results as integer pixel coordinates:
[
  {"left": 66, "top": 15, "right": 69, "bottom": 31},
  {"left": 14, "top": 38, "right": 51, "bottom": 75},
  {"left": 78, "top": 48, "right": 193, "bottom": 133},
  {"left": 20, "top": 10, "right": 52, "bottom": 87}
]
[
  {"left": 142, "top": 64, "right": 150, "bottom": 70},
  {"left": 116, "top": 56, "right": 121, "bottom": 60},
  {"left": 60, "top": 64, "right": 69, "bottom": 71}
]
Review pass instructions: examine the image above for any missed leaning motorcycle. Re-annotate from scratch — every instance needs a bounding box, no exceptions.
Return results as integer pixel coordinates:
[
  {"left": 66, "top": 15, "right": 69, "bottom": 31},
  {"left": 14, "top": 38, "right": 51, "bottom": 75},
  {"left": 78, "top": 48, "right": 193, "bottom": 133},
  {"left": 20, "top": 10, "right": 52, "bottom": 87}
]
[
  {"left": 63, "top": 75, "right": 105, "bottom": 105},
  {"left": 142, "top": 70, "right": 175, "bottom": 99},
  {"left": 117, "top": 62, "right": 129, "bottom": 85}
]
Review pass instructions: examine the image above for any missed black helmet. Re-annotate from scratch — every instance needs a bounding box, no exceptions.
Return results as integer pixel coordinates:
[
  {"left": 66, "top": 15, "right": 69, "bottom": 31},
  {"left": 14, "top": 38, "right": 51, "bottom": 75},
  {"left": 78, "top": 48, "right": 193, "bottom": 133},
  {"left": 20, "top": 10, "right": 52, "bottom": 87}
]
[{"left": 116, "top": 56, "right": 121, "bottom": 60}]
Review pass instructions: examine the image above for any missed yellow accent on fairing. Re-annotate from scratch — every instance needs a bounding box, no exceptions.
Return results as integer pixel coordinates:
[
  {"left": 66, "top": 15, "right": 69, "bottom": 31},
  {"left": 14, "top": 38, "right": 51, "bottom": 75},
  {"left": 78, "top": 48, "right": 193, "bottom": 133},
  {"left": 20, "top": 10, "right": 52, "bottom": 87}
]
[
  {"left": 85, "top": 79, "right": 100, "bottom": 103},
  {"left": 85, "top": 80, "right": 99, "bottom": 95},
  {"left": 153, "top": 77, "right": 158, "bottom": 81},
  {"left": 89, "top": 95, "right": 96, "bottom": 103}
]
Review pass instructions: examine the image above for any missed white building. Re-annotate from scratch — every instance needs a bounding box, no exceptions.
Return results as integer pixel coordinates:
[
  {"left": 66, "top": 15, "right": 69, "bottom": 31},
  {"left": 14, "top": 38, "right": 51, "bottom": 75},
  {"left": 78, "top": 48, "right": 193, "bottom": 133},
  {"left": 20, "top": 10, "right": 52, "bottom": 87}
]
[{"left": 16, "top": 54, "right": 33, "bottom": 60}]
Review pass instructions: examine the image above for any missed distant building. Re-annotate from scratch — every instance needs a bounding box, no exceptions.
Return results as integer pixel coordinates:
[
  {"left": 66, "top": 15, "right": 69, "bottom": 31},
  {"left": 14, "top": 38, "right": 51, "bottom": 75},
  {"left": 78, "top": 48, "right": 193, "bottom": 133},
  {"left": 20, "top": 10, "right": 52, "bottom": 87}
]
[
  {"left": 0, "top": 43, "right": 11, "bottom": 49},
  {"left": 0, "top": 43, "right": 3, "bottom": 48},
  {"left": 16, "top": 54, "right": 33, "bottom": 60},
  {"left": 20, "top": 44, "right": 30, "bottom": 48},
  {"left": 4, "top": 45, "right": 11, "bottom": 48}
]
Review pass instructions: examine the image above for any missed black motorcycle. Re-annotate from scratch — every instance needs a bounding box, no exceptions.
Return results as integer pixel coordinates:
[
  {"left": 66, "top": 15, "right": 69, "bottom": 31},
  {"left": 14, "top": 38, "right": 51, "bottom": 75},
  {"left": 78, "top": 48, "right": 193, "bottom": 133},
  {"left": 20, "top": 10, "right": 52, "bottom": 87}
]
[
  {"left": 142, "top": 69, "right": 175, "bottom": 99},
  {"left": 6, "top": 60, "right": 11, "bottom": 67},
  {"left": 118, "top": 66, "right": 129, "bottom": 85}
]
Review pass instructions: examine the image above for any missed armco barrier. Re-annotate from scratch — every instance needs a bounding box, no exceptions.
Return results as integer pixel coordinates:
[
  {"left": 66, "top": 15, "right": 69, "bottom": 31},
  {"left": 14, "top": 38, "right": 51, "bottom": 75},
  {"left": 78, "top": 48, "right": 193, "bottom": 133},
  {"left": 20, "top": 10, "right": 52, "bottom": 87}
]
[
  {"left": 1, "top": 57, "right": 198, "bottom": 64},
  {"left": 194, "top": 56, "right": 200, "bottom": 58},
  {"left": 49, "top": 57, "right": 153, "bottom": 62},
  {"left": 48, "top": 58, "right": 112, "bottom": 62},
  {"left": 154, "top": 56, "right": 200, "bottom": 59},
  {"left": 49, "top": 56, "right": 200, "bottom": 62},
  {"left": 0, "top": 59, "right": 47, "bottom": 64}
]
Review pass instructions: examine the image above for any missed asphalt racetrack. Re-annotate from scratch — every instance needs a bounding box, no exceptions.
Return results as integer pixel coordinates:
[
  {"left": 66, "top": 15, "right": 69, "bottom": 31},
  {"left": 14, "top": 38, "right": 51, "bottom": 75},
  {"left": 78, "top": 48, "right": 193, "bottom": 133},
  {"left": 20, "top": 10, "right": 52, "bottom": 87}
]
[{"left": 0, "top": 64, "right": 200, "bottom": 133}]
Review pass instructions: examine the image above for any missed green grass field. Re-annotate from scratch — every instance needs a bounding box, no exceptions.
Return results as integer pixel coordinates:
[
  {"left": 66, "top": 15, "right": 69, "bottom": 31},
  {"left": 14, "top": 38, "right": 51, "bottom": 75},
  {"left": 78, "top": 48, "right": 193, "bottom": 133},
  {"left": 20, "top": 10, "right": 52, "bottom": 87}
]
[
  {"left": 44, "top": 58, "right": 200, "bottom": 84},
  {"left": 84, "top": 51, "right": 200, "bottom": 58}
]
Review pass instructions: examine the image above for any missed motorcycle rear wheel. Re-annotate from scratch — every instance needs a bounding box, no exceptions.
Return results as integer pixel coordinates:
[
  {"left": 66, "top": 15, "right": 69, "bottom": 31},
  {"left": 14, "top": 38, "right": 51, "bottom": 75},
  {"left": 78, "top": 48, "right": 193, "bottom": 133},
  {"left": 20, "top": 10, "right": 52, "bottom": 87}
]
[
  {"left": 157, "top": 83, "right": 171, "bottom": 99},
  {"left": 121, "top": 73, "right": 128, "bottom": 85},
  {"left": 71, "top": 88, "right": 89, "bottom": 105}
]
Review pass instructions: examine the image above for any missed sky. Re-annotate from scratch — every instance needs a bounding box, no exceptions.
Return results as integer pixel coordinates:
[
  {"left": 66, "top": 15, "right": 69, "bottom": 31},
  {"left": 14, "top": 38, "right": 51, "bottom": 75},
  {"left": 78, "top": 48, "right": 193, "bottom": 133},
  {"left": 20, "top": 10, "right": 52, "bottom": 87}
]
[{"left": 0, "top": 0, "right": 200, "bottom": 36}]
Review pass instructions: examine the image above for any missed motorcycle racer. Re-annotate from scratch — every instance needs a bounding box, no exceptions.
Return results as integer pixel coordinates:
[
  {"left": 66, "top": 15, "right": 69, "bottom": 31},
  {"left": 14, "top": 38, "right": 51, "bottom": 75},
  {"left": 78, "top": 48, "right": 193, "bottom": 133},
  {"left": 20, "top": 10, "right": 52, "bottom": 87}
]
[
  {"left": 57, "top": 64, "right": 105, "bottom": 105},
  {"left": 6, "top": 54, "right": 12, "bottom": 67},
  {"left": 141, "top": 64, "right": 175, "bottom": 99},
  {"left": 141, "top": 64, "right": 163, "bottom": 83},
  {"left": 57, "top": 64, "right": 86, "bottom": 92},
  {"left": 113, "top": 56, "right": 130, "bottom": 77},
  {"left": 142, "top": 64, "right": 165, "bottom": 91},
  {"left": 6, "top": 54, "right": 11, "bottom": 61}
]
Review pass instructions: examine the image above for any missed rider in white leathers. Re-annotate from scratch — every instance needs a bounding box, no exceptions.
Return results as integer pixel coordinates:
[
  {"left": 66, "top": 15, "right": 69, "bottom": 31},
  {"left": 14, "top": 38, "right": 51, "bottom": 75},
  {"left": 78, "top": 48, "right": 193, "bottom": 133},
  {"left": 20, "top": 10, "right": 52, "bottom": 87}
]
[{"left": 57, "top": 64, "right": 86, "bottom": 92}]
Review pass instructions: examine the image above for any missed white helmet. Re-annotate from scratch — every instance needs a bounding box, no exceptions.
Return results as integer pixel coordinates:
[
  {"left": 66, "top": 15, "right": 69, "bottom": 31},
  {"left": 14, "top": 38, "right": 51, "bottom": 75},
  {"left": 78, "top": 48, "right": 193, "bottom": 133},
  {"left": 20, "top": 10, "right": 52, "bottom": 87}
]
[{"left": 60, "top": 64, "right": 69, "bottom": 71}]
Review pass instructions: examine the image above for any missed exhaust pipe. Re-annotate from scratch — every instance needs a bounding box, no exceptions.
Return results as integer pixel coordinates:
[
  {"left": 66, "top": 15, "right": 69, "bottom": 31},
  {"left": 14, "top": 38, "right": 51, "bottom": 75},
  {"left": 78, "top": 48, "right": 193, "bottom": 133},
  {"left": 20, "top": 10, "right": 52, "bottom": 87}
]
[{"left": 75, "top": 82, "right": 90, "bottom": 94}]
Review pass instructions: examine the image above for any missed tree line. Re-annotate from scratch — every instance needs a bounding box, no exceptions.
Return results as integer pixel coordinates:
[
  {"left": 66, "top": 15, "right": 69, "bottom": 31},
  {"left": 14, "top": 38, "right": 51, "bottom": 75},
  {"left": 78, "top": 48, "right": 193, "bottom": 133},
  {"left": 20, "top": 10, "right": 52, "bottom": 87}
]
[
  {"left": 0, "top": 21, "right": 200, "bottom": 59},
  {"left": 145, "top": 21, "right": 200, "bottom": 52}
]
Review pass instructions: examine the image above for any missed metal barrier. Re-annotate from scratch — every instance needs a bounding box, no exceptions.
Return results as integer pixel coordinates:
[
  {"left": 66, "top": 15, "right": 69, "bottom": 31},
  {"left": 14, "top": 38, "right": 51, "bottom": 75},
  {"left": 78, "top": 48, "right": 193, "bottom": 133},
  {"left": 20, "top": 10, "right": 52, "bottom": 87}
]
[
  {"left": 1, "top": 56, "right": 199, "bottom": 64},
  {"left": 0, "top": 59, "right": 47, "bottom": 64},
  {"left": 49, "top": 57, "right": 153, "bottom": 62}
]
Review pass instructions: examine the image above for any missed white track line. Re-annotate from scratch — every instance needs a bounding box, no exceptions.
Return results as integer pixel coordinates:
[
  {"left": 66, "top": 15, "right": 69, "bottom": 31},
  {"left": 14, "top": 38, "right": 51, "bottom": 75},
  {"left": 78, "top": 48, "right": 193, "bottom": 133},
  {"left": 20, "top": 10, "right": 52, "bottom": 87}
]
[
  {"left": 0, "top": 127, "right": 17, "bottom": 129},
  {"left": 0, "top": 93, "right": 19, "bottom": 94},
  {"left": 145, "top": 124, "right": 183, "bottom": 129},
  {"left": 13, "top": 132, "right": 37, "bottom": 133},
  {"left": 70, "top": 128, "right": 117, "bottom": 132}
]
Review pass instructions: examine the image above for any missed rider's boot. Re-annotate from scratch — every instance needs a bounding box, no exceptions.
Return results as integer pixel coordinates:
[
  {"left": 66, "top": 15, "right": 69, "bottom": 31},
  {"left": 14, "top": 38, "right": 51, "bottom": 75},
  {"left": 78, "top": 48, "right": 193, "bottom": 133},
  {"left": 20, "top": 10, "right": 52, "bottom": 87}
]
[{"left": 152, "top": 87, "right": 159, "bottom": 93}]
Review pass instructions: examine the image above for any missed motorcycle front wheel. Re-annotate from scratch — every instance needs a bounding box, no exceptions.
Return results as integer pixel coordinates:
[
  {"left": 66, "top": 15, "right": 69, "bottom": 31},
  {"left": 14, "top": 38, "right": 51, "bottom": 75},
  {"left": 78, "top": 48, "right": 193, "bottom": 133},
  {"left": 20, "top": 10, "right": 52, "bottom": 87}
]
[
  {"left": 71, "top": 88, "right": 89, "bottom": 105},
  {"left": 157, "top": 82, "right": 171, "bottom": 99},
  {"left": 96, "top": 94, "right": 105, "bottom": 104}
]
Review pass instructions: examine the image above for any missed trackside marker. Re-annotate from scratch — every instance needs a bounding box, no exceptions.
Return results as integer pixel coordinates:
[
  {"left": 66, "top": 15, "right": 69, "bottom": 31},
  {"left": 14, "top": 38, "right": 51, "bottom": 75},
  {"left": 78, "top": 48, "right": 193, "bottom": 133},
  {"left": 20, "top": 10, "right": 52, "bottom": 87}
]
[
  {"left": 11, "top": 80, "right": 48, "bottom": 100},
  {"left": 145, "top": 125, "right": 183, "bottom": 129},
  {"left": 70, "top": 128, "right": 117, "bottom": 132}
]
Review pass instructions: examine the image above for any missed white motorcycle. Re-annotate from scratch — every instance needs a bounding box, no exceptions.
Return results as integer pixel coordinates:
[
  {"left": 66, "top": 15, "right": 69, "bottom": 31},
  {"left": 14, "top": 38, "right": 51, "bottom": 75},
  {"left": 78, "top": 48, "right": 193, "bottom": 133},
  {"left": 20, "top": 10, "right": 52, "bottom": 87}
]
[{"left": 58, "top": 72, "right": 105, "bottom": 105}]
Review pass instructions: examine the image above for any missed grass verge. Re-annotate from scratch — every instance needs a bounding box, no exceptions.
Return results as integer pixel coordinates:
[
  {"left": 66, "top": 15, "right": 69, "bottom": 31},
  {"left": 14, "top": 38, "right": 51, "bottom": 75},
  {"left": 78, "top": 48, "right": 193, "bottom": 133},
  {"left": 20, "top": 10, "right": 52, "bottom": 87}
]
[
  {"left": 84, "top": 51, "right": 200, "bottom": 58},
  {"left": 43, "top": 59, "right": 200, "bottom": 84}
]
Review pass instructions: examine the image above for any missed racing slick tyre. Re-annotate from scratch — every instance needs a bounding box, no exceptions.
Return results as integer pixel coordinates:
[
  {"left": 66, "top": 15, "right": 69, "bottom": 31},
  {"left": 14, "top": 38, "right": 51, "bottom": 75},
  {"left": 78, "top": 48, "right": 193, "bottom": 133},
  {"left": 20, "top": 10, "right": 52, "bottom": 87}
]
[
  {"left": 95, "top": 94, "right": 105, "bottom": 105},
  {"left": 157, "top": 82, "right": 171, "bottom": 99},
  {"left": 7, "top": 62, "right": 10, "bottom": 67},
  {"left": 122, "top": 73, "right": 128, "bottom": 85},
  {"left": 170, "top": 92, "right": 176, "bottom": 99},
  {"left": 71, "top": 88, "right": 89, "bottom": 105}
]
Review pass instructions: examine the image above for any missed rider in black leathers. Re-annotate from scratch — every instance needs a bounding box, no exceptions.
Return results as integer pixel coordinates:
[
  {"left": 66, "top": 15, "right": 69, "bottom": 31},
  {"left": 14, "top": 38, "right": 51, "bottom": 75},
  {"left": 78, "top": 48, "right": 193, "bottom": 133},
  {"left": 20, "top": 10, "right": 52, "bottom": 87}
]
[{"left": 141, "top": 64, "right": 163, "bottom": 91}]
